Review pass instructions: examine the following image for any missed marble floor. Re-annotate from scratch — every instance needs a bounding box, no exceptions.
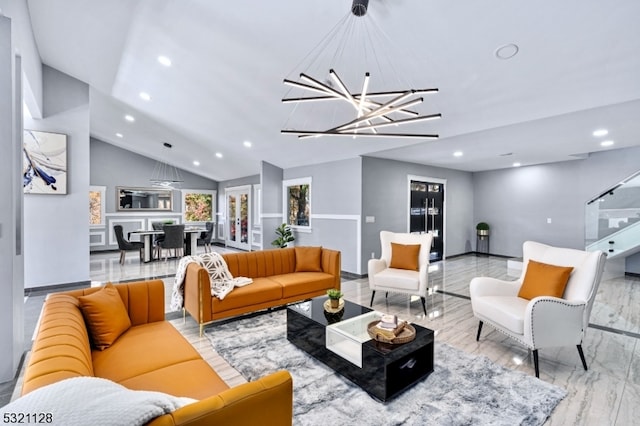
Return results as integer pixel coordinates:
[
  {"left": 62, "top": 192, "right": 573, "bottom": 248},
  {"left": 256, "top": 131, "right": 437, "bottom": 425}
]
[{"left": 4, "top": 249, "right": 640, "bottom": 425}]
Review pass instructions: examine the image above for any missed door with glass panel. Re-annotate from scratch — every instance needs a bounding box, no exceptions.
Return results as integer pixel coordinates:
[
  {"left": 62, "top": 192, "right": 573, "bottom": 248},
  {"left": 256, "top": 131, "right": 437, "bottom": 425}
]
[
  {"left": 409, "top": 178, "right": 444, "bottom": 262},
  {"left": 226, "top": 186, "right": 251, "bottom": 250}
]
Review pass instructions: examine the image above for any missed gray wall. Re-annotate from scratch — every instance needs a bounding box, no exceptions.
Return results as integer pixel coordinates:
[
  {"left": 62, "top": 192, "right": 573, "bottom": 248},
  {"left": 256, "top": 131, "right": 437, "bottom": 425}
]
[
  {"left": 361, "top": 156, "right": 475, "bottom": 273},
  {"left": 473, "top": 146, "right": 640, "bottom": 263},
  {"left": 260, "top": 161, "right": 283, "bottom": 250},
  {"left": 283, "top": 158, "right": 363, "bottom": 274},
  {"left": 90, "top": 138, "right": 218, "bottom": 251}
]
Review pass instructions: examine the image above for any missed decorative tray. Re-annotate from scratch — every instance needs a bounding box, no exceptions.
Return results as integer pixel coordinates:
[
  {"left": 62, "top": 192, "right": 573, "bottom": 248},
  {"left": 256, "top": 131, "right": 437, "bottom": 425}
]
[{"left": 367, "top": 321, "right": 416, "bottom": 344}]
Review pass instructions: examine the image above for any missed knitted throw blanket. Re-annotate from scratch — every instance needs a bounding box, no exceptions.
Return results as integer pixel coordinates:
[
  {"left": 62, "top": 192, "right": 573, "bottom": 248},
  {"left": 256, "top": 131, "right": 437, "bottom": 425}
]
[{"left": 170, "top": 252, "right": 252, "bottom": 311}]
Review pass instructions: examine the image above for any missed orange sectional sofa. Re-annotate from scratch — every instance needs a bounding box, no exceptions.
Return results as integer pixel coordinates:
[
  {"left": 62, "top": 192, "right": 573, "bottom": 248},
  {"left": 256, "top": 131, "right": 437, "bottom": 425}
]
[
  {"left": 184, "top": 247, "right": 341, "bottom": 335},
  {"left": 21, "top": 279, "right": 293, "bottom": 425}
]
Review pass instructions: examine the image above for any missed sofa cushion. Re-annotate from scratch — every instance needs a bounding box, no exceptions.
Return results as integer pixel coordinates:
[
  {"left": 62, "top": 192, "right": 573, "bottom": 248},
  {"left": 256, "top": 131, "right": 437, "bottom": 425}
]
[
  {"left": 389, "top": 243, "right": 420, "bottom": 271},
  {"left": 473, "top": 295, "right": 529, "bottom": 335},
  {"left": 211, "top": 278, "right": 283, "bottom": 313},
  {"left": 294, "top": 246, "right": 323, "bottom": 272},
  {"left": 270, "top": 272, "right": 336, "bottom": 298},
  {"left": 92, "top": 322, "right": 202, "bottom": 383},
  {"left": 78, "top": 284, "right": 132, "bottom": 350},
  {"left": 518, "top": 260, "right": 574, "bottom": 300},
  {"left": 119, "top": 359, "right": 229, "bottom": 400},
  {"left": 372, "top": 268, "right": 420, "bottom": 291}
]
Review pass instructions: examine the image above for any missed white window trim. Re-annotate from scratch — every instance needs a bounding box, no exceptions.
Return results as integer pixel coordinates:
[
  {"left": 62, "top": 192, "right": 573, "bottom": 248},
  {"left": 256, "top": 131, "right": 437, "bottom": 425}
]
[
  {"left": 181, "top": 189, "right": 217, "bottom": 223},
  {"left": 283, "top": 177, "right": 312, "bottom": 231}
]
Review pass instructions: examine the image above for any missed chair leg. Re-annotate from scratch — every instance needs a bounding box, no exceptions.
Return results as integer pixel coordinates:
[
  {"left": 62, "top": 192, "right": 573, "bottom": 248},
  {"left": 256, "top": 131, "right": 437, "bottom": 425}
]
[
  {"left": 370, "top": 291, "right": 376, "bottom": 307},
  {"left": 577, "top": 344, "right": 588, "bottom": 371},
  {"left": 119, "top": 250, "right": 125, "bottom": 265},
  {"left": 385, "top": 292, "right": 388, "bottom": 298},
  {"left": 533, "top": 349, "right": 540, "bottom": 378},
  {"left": 476, "top": 321, "right": 483, "bottom": 341},
  {"left": 420, "top": 297, "right": 427, "bottom": 316}
]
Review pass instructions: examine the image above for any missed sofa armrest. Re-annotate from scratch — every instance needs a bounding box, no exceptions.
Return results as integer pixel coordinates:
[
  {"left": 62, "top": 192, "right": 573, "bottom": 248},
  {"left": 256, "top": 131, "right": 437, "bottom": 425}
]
[
  {"left": 147, "top": 370, "right": 293, "bottom": 426},
  {"left": 183, "top": 263, "right": 212, "bottom": 327},
  {"left": 321, "top": 248, "right": 341, "bottom": 290}
]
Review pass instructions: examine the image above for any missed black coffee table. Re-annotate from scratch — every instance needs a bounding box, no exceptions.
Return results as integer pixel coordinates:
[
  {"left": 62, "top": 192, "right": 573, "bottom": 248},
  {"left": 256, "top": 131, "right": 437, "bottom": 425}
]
[{"left": 287, "top": 296, "right": 434, "bottom": 402}]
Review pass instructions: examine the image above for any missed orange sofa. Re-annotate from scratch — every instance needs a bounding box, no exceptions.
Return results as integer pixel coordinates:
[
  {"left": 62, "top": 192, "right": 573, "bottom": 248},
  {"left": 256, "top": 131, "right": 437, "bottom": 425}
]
[
  {"left": 184, "top": 247, "right": 341, "bottom": 335},
  {"left": 21, "top": 280, "right": 293, "bottom": 425}
]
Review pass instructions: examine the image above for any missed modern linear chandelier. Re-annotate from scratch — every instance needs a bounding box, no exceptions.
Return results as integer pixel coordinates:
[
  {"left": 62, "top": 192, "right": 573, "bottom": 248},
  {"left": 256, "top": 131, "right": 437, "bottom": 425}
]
[
  {"left": 281, "top": 0, "right": 440, "bottom": 140},
  {"left": 150, "top": 142, "right": 183, "bottom": 188}
]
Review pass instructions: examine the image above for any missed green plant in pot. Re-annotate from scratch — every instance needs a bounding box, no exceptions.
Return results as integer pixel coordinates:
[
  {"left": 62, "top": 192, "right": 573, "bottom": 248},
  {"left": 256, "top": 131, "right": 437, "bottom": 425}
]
[
  {"left": 271, "top": 223, "right": 295, "bottom": 248},
  {"left": 327, "top": 288, "right": 343, "bottom": 309},
  {"left": 476, "top": 222, "right": 490, "bottom": 237}
]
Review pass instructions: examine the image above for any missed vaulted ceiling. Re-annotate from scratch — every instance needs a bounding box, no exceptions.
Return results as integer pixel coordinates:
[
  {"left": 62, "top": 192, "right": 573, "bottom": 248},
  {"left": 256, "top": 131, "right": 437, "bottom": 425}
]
[{"left": 26, "top": 0, "right": 640, "bottom": 181}]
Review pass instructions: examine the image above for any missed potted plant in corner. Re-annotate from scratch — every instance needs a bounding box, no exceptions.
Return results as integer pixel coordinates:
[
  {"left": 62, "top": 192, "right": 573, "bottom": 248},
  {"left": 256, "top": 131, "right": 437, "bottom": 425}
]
[
  {"left": 476, "top": 222, "right": 490, "bottom": 237},
  {"left": 327, "top": 288, "right": 343, "bottom": 309},
  {"left": 271, "top": 223, "right": 295, "bottom": 248}
]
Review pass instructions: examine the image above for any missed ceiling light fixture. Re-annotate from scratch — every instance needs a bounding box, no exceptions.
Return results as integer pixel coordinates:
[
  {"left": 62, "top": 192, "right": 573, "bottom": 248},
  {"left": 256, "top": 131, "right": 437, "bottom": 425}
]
[
  {"left": 495, "top": 43, "right": 519, "bottom": 60},
  {"left": 139, "top": 92, "right": 151, "bottom": 101},
  {"left": 193, "top": 160, "right": 200, "bottom": 166},
  {"left": 124, "top": 114, "right": 135, "bottom": 122},
  {"left": 215, "top": 152, "right": 223, "bottom": 158},
  {"left": 115, "top": 133, "right": 123, "bottom": 138},
  {"left": 281, "top": 0, "right": 440, "bottom": 141},
  {"left": 600, "top": 140, "right": 614, "bottom": 147},
  {"left": 513, "top": 162, "right": 521, "bottom": 167},
  {"left": 593, "top": 129, "right": 608, "bottom": 137},
  {"left": 243, "top": 141, "right": 252, "bottom": 148},
  {"left": 157, "top": 55, "right": 172, "bottom": 67},
  {"left": 150, "top": 142, "right": 183, "bottom": 188},
  {"left": 453, "top": 151, "right": 463, "bottom": 157}
]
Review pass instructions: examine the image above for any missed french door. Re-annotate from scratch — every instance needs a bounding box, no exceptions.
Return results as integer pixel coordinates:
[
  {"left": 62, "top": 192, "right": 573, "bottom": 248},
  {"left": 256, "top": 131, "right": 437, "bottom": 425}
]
[{"left": 225, "top": 186, "right": 251, "bottom": 250}]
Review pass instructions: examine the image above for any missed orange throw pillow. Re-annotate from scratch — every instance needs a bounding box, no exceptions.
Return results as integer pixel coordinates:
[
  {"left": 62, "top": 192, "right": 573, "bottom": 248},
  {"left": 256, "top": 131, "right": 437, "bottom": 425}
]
[
  {"left": 518, "top": 259, "right": 574, "bottom": 300},
  {"left": 295, "top": 246, "right": 323, "bottom": 272},
  {"left": 389, "top": 243, "right": 421, "bottom": 271},
  {"left": 78, "top": 283, "right": 131, "bottom": 350}
]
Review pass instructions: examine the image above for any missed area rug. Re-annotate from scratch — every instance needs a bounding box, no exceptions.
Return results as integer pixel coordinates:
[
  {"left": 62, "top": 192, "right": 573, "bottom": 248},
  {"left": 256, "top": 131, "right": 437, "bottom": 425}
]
[{"left": 206, "top": 311, "right": 566, "bottom": 426}]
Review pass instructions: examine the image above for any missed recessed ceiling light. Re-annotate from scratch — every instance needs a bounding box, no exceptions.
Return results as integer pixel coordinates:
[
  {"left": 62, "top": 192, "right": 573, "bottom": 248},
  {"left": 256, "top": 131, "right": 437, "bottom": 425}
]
[
  {"left": 193, "top": 160, "right": 200, "bottom": 166},
  {"left": 243, "top": 141, "right": 252, "bottom": 148},
  {"left": 593, "top": 129, "right": 608, "bottom": 137},
  {"left": 139, "top": 92, "right": 151, "bottom": 101},
  {"left": 453, "top": 151, "right": 463, "bottom": 157},
  {"left": 495, "top": 43, "right": 519, "bottom": 60},
  {"left": 513, "top": 162, "right": 521, "bottom": 167},
  {"left": 124, "top": 114, "right": 135, "bottom": 122},
  {"left": 600, "top": 140, "right": 614, "bottom": 147},
  {"left": 215, "top": 152, "right": 223, "bottom": 158},
  {"left": 115, "top": 133, "right": 123, "bottom": 138},
  {"left": 157, "top": 55, "right": 172, "bottom": 67}
]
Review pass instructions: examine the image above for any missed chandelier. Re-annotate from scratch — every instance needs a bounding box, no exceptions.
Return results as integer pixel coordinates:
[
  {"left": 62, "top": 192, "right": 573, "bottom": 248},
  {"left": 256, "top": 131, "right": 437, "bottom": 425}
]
[
  {"left": 281, "top": 0, "right": 440, "bottom": 140},
  {"left": 150, "top": 143, "right": 183, "bottom": 188}
]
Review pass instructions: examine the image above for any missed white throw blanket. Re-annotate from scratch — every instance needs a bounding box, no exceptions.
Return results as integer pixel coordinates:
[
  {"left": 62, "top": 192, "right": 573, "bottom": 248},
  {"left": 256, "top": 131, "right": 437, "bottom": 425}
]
[
  {"left": 0, "top": 377, "right": 195, "bottom": 426},
  {"left": 170, "top": 252, "right": 252, "bottom": 311}
]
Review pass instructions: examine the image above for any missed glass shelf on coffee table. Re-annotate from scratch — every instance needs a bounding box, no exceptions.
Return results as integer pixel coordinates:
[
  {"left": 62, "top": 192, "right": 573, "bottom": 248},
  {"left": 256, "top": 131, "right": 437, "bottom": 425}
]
[{"left": 287, "top": 296, "right": 434, "bottom": 402}]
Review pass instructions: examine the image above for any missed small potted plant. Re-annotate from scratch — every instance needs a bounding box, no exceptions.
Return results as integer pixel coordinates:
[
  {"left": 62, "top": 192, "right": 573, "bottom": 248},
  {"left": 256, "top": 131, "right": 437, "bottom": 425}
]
[
  {"left": 271, "top": 223, "right": 295, "bottom": 248},
  {"left": 327, "top": 288, "right": 343, "bottom": 309},
  {"left": 476, "top": 222, "right": 490, "bottom": 237}
]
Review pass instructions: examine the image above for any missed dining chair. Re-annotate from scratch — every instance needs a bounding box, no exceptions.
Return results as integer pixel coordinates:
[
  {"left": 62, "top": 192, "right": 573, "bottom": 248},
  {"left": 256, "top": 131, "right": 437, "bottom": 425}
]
[
  {"left": 157, "top": 224, "right": 186, "bottom": 261},
  {"left": 470, "top": 241, "right": 607, "bottom": 377},
  {"left": 198, "top": 222, "right": 215, "bottom": 253},
  {"left": 113, "top": 225, "right": 144, "bottom": 265}
]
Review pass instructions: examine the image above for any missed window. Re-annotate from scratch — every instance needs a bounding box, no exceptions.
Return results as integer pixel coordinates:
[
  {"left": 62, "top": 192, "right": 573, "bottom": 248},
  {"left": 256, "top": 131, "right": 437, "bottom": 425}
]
[
  {"left": 283, "top": 177, "right": 311, "bottom": 230},
  {"left": 89, "top": 186, "right": 106, "bottom": 227},
  {"left": 181, "top": 189, "right": 216, "bottom": 222}
]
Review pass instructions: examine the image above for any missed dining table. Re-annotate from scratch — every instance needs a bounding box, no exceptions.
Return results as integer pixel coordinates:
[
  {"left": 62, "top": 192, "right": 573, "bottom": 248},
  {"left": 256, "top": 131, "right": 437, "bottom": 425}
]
[{"left": 129, "top": 227, "right": 204, "bottom": 263}]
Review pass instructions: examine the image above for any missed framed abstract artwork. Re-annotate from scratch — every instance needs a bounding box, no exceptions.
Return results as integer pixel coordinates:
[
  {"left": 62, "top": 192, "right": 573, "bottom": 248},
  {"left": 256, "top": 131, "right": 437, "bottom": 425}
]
[
  {"left": 23, "top": 130, "right": 68, "bottom": 194},
  {"left": 181, "top": 189, "right": 216, "bottom": 222}
]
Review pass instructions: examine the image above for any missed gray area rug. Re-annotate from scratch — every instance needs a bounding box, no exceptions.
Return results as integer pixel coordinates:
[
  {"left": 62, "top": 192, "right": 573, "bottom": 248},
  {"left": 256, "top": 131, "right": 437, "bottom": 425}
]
[{"left": 206, "top": 310, "right": 566, "bottom": 426}]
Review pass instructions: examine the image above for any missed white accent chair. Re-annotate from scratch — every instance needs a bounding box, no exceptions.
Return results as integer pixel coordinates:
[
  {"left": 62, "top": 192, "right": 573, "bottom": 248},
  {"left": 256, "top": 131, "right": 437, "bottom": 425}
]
[
  {"left": 470, "top": 241, "right": 607, "bottom": 378},
  {"left": 368, "top": 231, "right": 434, "bottom": 315}
]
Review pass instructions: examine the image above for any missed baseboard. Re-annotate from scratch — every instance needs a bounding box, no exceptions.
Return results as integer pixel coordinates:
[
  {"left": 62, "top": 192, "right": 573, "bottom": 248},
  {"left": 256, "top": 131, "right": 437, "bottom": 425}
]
[
  {"left": 341, "top": 271, "right": 365, "bottom": 280},
  {"left": 24, "top": 280, "right": 92, "bottom": 297}
]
